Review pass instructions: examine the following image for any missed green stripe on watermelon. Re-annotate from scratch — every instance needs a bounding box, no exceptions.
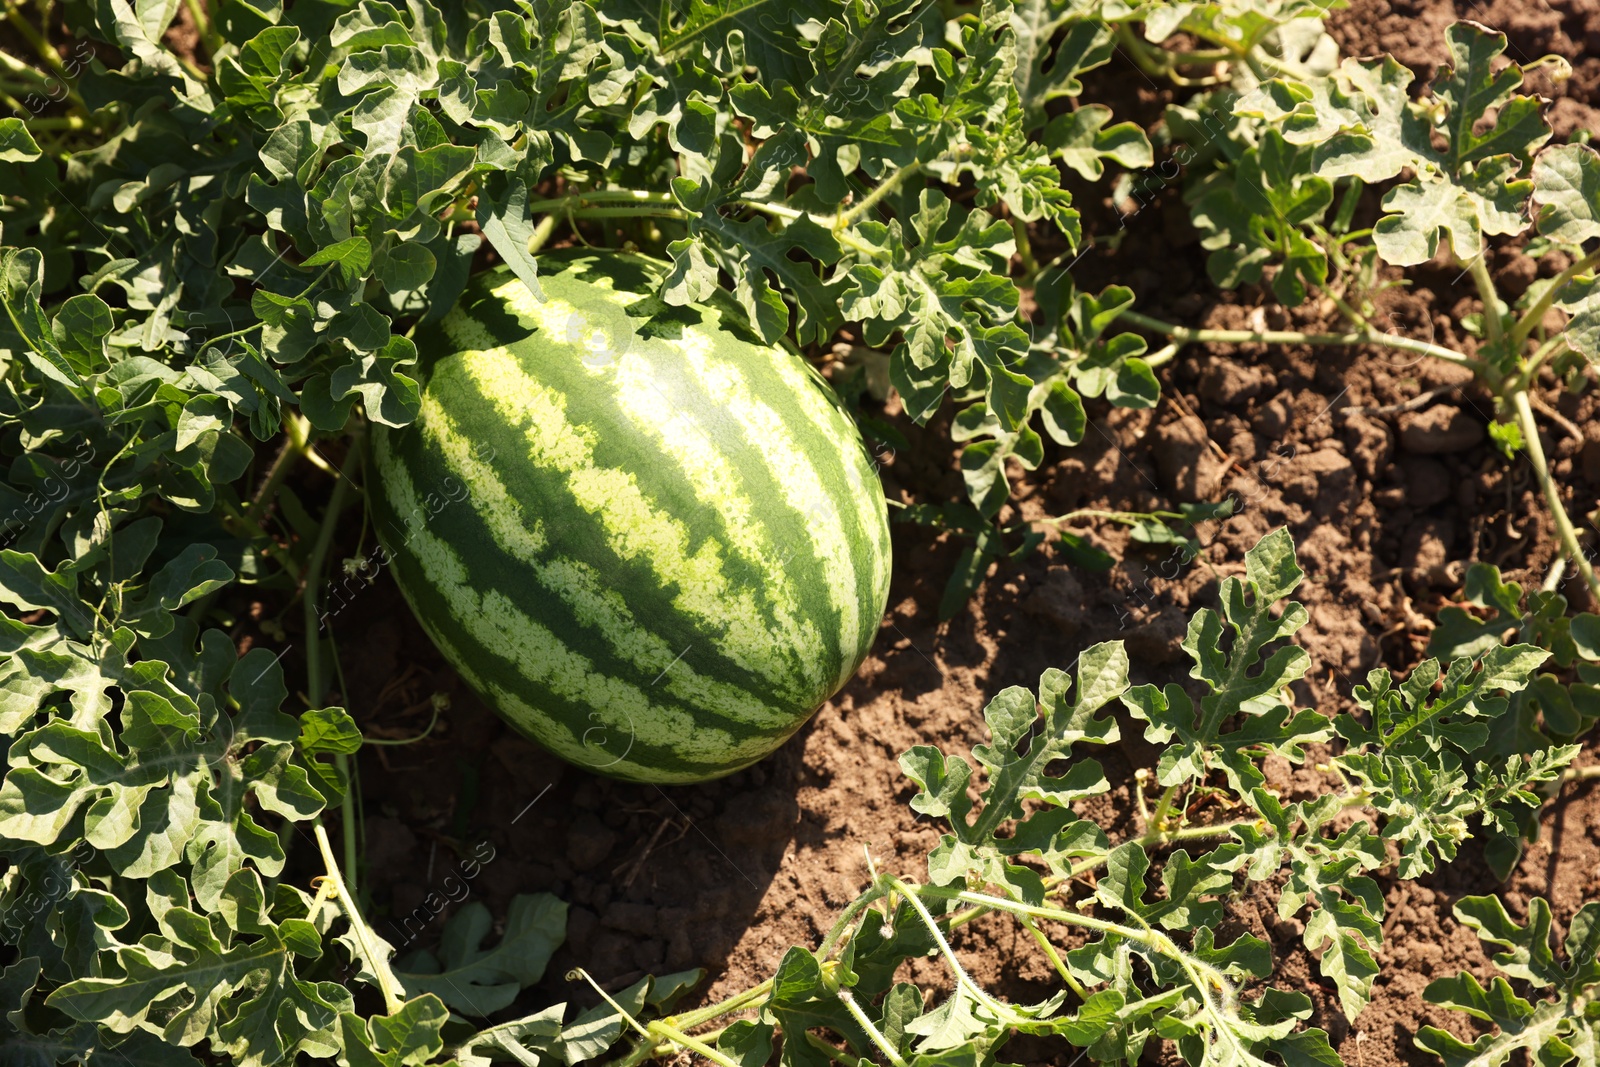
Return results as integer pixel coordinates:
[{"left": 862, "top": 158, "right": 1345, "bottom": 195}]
[{"left": 371, "top": 249, "right": 891, "bottom": 783}]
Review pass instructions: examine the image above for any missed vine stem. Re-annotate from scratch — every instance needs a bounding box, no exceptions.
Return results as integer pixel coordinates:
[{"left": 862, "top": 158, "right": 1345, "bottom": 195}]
[
  {"left": 1565, "top": 764, "right": 1600, "bottom": 782},
  {"left": 524, "top": 190, "right": 675, "bottom": 211},
  {"left": 313, "top": 823, "right": 406, "bottom": 1015},
  {"left": 543, "top": 205, "right": 687, "bottom": 220},
  {"left": 1043, "top": 507, "right": 1187, "bottom": 526},
  {"left": 1465, "top": 253, "right": 1504, "bottom": 345},
  {"left": 1119, "top": 309, "right": 1482, "bottom": 370},
  {"left": 304, "top": 432, "right": 364, "bottom": 893},
  {"left": 840, "top": 162, "right": 922, "bottom": 227},
  {"left": 645, "top": 1020, "right": 740, "bottom": 1067},
  {"left": 0, "top": 46, "right": 54, "bottom": 86},
  {"left": 575, "top": 967, "right": 744, "bottom": 1067},
  {"left": 936, "top": 882, "right": 1246, "bottom": 1045},
  {"left": 1011, "top": 903, "right": 1085, "bottom": 996},
  {"left": 180, "top": 0, "right": 222, "bottom": 61},
  {"left": 1145, "top": 342, "right": 1179, "bottom": 369},
  {"left": 245, "top": 419, "right": 308, "bottom": 523},
  {"left": 1113, "top": 23, "right": 1231, "bottom": 83},
  {"left": 1510, "top": 248, "right": 1600, "bottom": 349},
  {"left": 885, "top": 877, "right": 1030, "bottom": 1026},
  {"left": 521, "top": 186, "right": 890, "bottom": 261},
  {"left": 1012, "top": 218, "right": 1038, "bottom": 280},
  {"left": 1, "top": 0, "right": 85, "bottom": 107},
  {"left": 1510, "top": 390, "right": 1600, "bottom": 600},
  {"left": 817, "top": 885, "right": 889, "bottom": 959},
  {"left": 804, "top": 1033, "right": 872, "bottom": 1067},
  {"left": 0, "top": 84, "right": 30, "bottom": 120},
  {"left": 527, "top": 213, "right": 558, "bottom": 256},
  {"left": 669, "top": 973, "right": 781, "bottom": 1031},
  {"left": 0, "top": 2, "right": 91, "bottom": 119},
  {"left": 1515, "top": 336, "right": 1569, "bottom": 394},
  {"left": 943, "top": 815, "right": 1261, "bottom": 933},
  {"left": 837, "top": 990, "right": 911, "bottom": 1067},
  {"left": 1147, "top": 783, "right": 1181, "bottom": 833}
]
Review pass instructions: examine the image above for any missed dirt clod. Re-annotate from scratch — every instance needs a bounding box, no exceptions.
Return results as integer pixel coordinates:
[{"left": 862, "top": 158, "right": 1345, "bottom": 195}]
[
  {"left": 1400, "top": 456, "right": 1452, "bottom": 509},
  {"left": 1022, "top": 567, "right": 1086, "bottom": 635},
  {"left": 566, "top": 813, "right": 617, "bottom": 872},
  {"left": 1199, "top": 359, "right": 1268, "bottom": 405},
  {"left": 1154, "top": 416, "right": 1227, "bottom": 500},
  {"left": 603, "top": 902, "right": 658, "bottom": 936},
  {"left": 1403, "top": 517, "right": 1458, "bottom": 587},
  {"left": 1398, "top": 406, "right": 1485, "bottom": 454}
]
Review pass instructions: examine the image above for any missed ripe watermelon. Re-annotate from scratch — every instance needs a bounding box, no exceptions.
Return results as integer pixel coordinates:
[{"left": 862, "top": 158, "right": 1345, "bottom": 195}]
[{"left": 370, "top": 250, "right": 892, "bottom": 784}]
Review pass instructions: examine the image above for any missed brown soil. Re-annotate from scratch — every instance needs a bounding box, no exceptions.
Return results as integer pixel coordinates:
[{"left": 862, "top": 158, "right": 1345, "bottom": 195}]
[{"left": 263, "top": 2, "right": 1600, "bottom": 1065}]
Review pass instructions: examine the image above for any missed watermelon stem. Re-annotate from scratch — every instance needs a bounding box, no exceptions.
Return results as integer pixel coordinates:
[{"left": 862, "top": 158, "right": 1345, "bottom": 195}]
[
  {"left": 883, "top": 876, "right": 1032, "bottom": 1026},
  {"left": 574, "top": 968, "right": 744, "bottom": 1067},
  {"left": 837, "top": 988, "right": 911, "bottom": 1067},
  {"left": 1118, "top": 308, "right": 1481, "bottom": 371},
  {"left": 304, "top": 432, "right": 364, "bottom": 896},
  {"left": 837, "top": 162, "right": 923, "bottom": 228},
  {"left": 313, "top": 822, "right": 407, "bottom": 1015}
]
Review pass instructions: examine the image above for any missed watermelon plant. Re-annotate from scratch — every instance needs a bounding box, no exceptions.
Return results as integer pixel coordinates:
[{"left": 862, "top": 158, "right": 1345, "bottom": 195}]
[
  {"left": 3, "top": 1, "right": 1599, "bottom": 1066},
  {"left": 8, "top": 522, "right": 1593, "bottom": 1065},
  {"left": 1426, "top": 563, "right": 1600, "bottom": 877},
  {"left": 1129, "top": 18, "right": 1600, "bottom": 607}
]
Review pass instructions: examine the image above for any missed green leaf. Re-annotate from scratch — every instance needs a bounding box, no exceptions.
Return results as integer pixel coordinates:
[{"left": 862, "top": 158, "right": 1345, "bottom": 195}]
[
  {"left": 1342, "top": 644, "right": 1549, "bottom": 756},
  {"left": 0, "top": 551, "right": 95, "bottom": 637},
  {"left": 907, "top": 644, "right": 1123, "bottom": 901},
  {"left": 303, "top": 237, "right": 373, "bottom": 286},
  {"left": 339, "top": 995, "right": 451, "bottom": 1067},
  {"left": 1011, "top": 0, "right": 1115, "bottom": 130},
  {"left": 1531, "top": 143, "right": 1600, "bottom": 244},
  {"left": 1124, "top": 528, "right": 1319, "bottom": 793},
  {"left": 1044, "top": 105, "right": 1154, "bottom": 181},
  {"left": 377, "top": 242, "right": 438, "bottom": 293},
  {"left": 298, "top": 708, "right": 363, "bottom": 755},
  {"left": 0, "top": 119, "right": 42, "bottom": 162},
  {"left": 50, "top": 295, "right": 114, "bottom": 372},
  {"left": 475, "top": 176, "right": 546, "bottom": 304},
  {"left": 1186, "top": 130, "right": 1331, "bottom": 305},
  {"left": 764, "top": 948, "right": 865, "bottom": 1062},
  {"left": 1419, "top": 896, "right": 1600, "bottom": 1067},
  {"left": 48, "top": 868, "right": 348, "bottom": 1059},
  {"left": 394, "top": 894, "right": 566, "bottom": 1016},
  {"left": 1235, "top": 21, "right": 1549, "bottom": 268}
]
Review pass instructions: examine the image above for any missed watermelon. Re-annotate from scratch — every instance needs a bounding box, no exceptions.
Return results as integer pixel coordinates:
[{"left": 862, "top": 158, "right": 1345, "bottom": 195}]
[{"left": 369, "top": 250, "right": 892, "bottom": 784}]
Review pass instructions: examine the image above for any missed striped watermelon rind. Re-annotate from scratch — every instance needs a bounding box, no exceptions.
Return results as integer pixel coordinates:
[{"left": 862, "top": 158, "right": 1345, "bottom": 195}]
[{"left": 370, "top": 250, "right": 892, "bottom": 784}]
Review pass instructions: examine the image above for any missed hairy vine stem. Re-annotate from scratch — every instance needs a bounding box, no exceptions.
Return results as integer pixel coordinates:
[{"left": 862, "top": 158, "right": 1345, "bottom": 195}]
[
  {"left": 1513, "top": 387, "right": 1600, "bottom": 597},
  {"left": 313, "top": 822, "right": 406, "bottom": 1015},
  {"left": 304, "top": 432, "right": 365, "bottom": 894},
  {"left": 838, "top": 990, "right": 911, "bottom": 1067},
  {"left": 1, "top": 0, "right": 90, "bottom": 115},
  {"left": 1465, "top": 253, "right": 1506, "bottom": 345},
  {"left": 840, "top": 162, "right": 923, "bottom": 227},
  {"left": 526, "top": 187, "right": 890, "bottom": 259},
  {"left": 1510, "top": 248, "right": 1600, "bottom": 348},
  {"left": 1118, "top": 309, "right": 1482, "bottom": 370},
  {"left": 1122, "top": 297, "right": 1600, "bottom": 601}
]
